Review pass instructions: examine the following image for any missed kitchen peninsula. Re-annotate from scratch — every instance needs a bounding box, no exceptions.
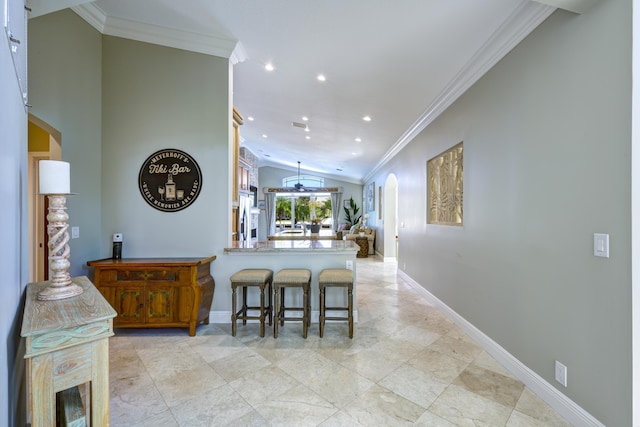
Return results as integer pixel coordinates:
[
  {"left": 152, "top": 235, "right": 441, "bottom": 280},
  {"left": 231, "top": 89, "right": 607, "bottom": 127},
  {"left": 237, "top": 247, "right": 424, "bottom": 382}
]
[{"left": 224, "top": 239, "right": 358, "bottom": 322}]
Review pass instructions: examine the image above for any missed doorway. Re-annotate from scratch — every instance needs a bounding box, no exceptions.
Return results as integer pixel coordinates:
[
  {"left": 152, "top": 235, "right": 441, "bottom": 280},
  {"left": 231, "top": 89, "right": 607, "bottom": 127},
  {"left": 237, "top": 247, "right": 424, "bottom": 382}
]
[
  {"left": 28, "top": 114, "right": 62, "bottom": 283},
  {"left": 383, "top": 174, "right": 398, "bottom": 262}
]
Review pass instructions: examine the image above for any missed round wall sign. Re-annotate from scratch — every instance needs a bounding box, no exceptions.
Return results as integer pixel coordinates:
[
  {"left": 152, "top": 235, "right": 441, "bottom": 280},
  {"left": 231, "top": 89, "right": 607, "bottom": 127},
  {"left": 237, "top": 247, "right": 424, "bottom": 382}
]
[{"left": 138, "top": 148, "right": 202, "bottom": 212}]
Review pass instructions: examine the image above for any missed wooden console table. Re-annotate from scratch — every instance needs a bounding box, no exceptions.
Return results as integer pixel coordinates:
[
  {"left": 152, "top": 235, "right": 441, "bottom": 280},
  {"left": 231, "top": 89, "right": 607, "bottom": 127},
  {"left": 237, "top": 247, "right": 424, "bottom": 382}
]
[
  {"left": 87, "top": 256, "right": 216, "bottom": 336},
  {"left": 21, "top": 276, "right": 117, "bottom": 426}
]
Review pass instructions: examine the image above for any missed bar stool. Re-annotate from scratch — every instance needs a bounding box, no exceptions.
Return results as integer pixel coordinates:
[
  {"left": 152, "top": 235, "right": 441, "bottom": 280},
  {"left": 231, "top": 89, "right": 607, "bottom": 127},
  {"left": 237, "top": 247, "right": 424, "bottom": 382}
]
[
  {"left": 230, "top": 269, "right": 273, "bottom": 337},
  {"left": 273, "top": 269, "right": 311, "bottom": 338},
  {"left": 318, "top": 268, "right": 354, "bottom": 338}
]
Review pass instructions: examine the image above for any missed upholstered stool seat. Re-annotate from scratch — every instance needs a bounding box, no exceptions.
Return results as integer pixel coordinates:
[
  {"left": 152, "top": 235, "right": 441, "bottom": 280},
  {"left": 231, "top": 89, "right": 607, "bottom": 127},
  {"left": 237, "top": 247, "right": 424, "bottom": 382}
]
[
  {"left": 318, "top": 268, "right": 354, "bottom": 338},
  {"left": 273, "top": 269, "right": 311, "bottom": 338},
  {"left": 230, "top": 269, "right": 273, "bottom": 337}
]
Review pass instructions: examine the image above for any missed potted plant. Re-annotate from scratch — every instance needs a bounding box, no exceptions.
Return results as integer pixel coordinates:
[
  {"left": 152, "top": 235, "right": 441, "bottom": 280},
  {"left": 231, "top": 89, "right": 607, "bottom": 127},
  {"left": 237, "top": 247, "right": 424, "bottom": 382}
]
[
  {"left": 343, "top": 197, "right": 361, "bottom": 228},
  {"left": 310, "top": 218, "right": 321, "bottom": 233}
]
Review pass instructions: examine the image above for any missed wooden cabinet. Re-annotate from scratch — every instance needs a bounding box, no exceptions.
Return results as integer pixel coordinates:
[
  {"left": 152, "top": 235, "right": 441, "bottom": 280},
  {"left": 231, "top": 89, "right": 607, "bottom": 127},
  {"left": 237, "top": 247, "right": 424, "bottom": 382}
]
[
  {"left": 238, "top": 161, "right": 250, "bottom": 192},
  {"left": 232, "top": 107, "right": 243, "bottom": 241},
  {"left": 87, "top": 256, "right": 216, "bottom": 336}
]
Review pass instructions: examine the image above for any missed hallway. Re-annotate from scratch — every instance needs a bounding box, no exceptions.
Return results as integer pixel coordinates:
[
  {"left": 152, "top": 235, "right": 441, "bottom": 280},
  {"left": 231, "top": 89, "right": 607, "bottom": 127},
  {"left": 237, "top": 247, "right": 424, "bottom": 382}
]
[{"left": 109, "top": 256, "right": 569, "bottom": 426}]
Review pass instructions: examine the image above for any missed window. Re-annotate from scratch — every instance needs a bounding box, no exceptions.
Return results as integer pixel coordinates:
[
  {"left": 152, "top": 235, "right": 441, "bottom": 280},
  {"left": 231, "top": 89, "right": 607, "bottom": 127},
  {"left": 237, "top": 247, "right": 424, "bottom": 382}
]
[{"left": 275, "top": 193, "right": 332, "bottom": 229}]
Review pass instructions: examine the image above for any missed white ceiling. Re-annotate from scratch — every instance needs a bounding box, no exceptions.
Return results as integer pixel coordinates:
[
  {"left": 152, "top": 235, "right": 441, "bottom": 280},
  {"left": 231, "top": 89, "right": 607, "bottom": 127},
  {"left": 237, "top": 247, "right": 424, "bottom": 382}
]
[{"left": 28, "top": 0, "right": 560, "bottom": 183}]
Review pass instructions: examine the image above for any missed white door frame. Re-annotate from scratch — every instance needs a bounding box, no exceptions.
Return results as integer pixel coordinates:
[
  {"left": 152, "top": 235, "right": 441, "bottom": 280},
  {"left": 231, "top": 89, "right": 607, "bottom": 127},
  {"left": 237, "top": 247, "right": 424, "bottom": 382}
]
[{"left": 383, "top": 173, "right": 398, "bottom": 262}]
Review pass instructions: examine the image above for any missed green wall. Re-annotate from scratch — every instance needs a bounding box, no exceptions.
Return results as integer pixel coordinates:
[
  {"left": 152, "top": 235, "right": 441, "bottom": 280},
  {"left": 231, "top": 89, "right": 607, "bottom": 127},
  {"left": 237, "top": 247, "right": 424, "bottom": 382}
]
[
  {"left": 29, "top": 10, "right": 103, "bottom": 277},
  {"left": 101, "top": 36, "right": 231, "bottom": 260},
  {"left": 368, "top": 1, "right": 631, "bottom": 425}
]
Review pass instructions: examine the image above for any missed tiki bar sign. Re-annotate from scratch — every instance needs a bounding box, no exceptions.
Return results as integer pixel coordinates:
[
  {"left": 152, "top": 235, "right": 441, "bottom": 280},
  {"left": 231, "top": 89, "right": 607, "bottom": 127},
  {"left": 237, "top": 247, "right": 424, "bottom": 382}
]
[{"left": 138, "top": 149, "right": 202, "bottom": 212}]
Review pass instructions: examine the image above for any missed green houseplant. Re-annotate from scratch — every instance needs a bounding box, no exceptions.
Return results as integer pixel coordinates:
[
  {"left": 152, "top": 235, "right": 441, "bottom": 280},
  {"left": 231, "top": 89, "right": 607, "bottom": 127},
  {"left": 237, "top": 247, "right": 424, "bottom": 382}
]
[{"left": 343, "top": 197, "right": 361, "bottom": 228}]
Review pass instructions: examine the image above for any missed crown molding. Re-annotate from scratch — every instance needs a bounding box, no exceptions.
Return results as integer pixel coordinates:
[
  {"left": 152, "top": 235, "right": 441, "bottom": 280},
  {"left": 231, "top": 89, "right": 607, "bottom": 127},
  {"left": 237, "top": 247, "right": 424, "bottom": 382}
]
[
  {"left": 532, "top": 0, "right": 597, "bottom": 14},
  {"left": 71, "top": 4, "right": 242, "bottom": 61},
  {"left": 364, "top": 0, "right": 556, "bottom": 182},
  {"left": 71, "top": 3, "right": 105, "bottom": 32}
]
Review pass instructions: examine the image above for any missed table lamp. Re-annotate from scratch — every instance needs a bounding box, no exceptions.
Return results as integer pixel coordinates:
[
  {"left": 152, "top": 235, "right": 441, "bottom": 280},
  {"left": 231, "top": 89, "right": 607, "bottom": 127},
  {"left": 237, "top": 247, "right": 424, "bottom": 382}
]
[{"left": 37, "top": 160, "right": 83, "bottom": 300}]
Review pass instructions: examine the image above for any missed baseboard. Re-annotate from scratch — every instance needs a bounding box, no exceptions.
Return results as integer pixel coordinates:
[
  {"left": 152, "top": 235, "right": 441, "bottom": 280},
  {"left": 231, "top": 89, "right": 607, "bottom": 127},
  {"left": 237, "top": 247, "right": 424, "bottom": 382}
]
[
  {"left": 398, "top": 269, "right": 605, "bottom": 427},
  {"left": 211, "top": 310, "right": 358, "bottom": 325}
]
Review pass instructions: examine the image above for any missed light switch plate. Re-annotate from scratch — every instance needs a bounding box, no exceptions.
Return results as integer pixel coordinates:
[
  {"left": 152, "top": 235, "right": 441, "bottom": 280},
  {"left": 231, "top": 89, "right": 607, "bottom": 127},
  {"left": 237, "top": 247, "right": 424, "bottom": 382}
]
[
  {"left": 594, "top": 233, "right": 610, "bottom": 258},
  {"left": 71, "top": 226, "right": 79, "bottom": 239}
]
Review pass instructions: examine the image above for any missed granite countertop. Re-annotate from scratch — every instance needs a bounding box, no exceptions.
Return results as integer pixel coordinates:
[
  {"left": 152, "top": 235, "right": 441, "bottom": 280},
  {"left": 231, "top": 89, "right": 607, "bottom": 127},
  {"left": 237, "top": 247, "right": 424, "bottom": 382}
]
[{"left": 225, "top": 239, "right": 358, "bottom": 253}]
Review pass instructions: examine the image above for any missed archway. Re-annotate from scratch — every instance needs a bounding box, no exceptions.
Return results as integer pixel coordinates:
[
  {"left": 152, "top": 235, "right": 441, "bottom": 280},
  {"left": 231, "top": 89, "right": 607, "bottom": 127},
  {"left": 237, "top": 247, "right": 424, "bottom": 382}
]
[{"left": 383, "top": 173, "right": 398, "bottom": 262}]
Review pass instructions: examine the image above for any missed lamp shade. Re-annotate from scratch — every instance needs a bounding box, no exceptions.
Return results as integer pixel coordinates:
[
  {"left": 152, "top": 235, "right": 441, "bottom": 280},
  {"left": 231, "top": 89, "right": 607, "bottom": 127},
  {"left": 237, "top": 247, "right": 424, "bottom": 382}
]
[{"left": 39, "top": 160, "right": 70, "bottom": 194}]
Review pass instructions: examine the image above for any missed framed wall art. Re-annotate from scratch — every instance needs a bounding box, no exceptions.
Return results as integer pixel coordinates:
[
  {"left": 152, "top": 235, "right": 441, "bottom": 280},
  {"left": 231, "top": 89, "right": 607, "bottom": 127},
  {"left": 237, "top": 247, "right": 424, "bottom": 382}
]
[
  {"left": 427, "top": 142, "right": 463, "bottom": 226},
  {"left": 367, "top": 182, "right": 375, "bottom": 212}
]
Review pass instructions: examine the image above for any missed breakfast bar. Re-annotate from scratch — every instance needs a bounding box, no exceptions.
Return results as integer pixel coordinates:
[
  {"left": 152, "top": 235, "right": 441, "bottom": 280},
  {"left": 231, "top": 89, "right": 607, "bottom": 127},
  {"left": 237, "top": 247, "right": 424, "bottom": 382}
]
[{"left": 224, "top": 239, "right": 358, "bottom": 322}]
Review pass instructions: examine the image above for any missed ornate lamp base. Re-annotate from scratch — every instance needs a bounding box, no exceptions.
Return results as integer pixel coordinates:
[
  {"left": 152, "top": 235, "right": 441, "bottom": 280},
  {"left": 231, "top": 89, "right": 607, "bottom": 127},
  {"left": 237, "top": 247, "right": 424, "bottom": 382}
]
[
  {"left": 37, "top": 281, "right": 84, "bottom": 301},
  {"left": 38, "top": 194, "right": 84, "bottom": 301}
]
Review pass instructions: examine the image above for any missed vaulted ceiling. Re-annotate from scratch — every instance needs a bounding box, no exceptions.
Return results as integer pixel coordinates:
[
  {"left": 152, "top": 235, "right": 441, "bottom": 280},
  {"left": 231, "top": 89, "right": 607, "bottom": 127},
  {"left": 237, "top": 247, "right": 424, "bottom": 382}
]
[{"left": 28, "top": 0, "right": 592, "bottom": 183}]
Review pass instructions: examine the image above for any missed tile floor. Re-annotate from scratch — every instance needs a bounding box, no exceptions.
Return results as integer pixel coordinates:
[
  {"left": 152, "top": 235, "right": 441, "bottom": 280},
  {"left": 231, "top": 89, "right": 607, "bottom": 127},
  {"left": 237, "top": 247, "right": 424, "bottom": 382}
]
[{"left": 109, "top": 256, "right": 571, "bottom": 426}]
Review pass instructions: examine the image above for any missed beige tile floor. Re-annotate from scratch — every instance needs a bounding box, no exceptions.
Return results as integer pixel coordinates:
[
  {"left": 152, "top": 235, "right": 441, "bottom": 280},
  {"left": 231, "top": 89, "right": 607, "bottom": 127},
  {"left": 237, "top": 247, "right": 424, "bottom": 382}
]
[{"left": 109, "top": 256, "right": 571, "bottom": 426}]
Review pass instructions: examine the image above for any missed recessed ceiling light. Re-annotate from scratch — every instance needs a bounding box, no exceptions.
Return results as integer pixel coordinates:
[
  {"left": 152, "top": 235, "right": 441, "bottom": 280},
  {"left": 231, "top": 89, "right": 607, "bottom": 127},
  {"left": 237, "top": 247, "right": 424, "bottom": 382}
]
[
  {"left": 355, "top": 137, "right": 362, "bottom": 142},
  {"left": 305, "top": 136, "right": 311, "bottom": 140},
  {"left": 317, "top": 74, "right": 326, "bottom": 82},
  {"left": 262, "top": 134, "right": 268, "bottom": 138},
  {"left": 248, "top": 116, "right": 254, "bottom": 121},
  {"left": 362, "top": 115, "right": 372, "bottom": 122},
  {"left": 265, "top": 63, "right": 275, "bottom": 71},
  {"left": 302, "top": 116, "right": 309, "bottom": 121},
  {"left": 352, "top": 152, "right": 357, "bottom": 155},
  {"left": 304, "top": 127, "right": 310, "bottom": 132}
]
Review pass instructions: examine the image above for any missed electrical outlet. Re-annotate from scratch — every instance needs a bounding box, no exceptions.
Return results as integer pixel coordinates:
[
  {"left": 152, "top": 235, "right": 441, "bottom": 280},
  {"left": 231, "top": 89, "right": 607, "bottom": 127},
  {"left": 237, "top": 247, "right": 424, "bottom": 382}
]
[
  {"left": 71, "top": 226, "right": 79, "bottom": 239},
  {"left": 346, "top": 260, "right": 353, "bottom": 270},
  {"left": 555, "top": 360, "right": 567, "bottom": 387}
]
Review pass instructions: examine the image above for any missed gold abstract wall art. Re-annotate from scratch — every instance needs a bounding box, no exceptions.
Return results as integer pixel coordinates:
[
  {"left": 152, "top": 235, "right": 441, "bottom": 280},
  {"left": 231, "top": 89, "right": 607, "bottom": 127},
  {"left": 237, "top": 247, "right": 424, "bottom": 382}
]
[{"left": 427, "top": 142, "right": 463, "bottom": 226}]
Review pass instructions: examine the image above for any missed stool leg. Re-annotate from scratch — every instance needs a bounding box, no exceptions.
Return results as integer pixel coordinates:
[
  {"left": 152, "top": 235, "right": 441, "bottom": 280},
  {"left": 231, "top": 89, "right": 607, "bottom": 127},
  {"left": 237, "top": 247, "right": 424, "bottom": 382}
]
[
  {"left": 280, "top": 288, "right": 286, "bottom": 327},
  {"left": 242, "top": 286, "right": 248, "bottom": 325},
  {"left": 274, "top": 286, "right": 279, "bottom": 338},
  {"left": 319, "top": 287, "right": 325, "bottom": 338},
  {"left": 302, "top": 286, "right": 309, "bottom": 339},
  {"left": 231, "top": 285, "right": 237, "bottom": 337},
  {"left": 307, "top": 280, "right": 311, "bottom": 327},
  {"left": 348, "top": 287, "right": 354, "bottom": 339},
  {"left": 267, "top": 281, "right": 273, "bottom": 326},
  {"left": 259, "top": 284, "right": 266, "bottom": 337}
]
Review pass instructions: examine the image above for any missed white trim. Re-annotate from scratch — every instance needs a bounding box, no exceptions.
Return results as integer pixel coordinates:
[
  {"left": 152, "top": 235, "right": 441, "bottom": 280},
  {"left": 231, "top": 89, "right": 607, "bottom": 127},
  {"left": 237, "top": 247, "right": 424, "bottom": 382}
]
[
  {"left": 398, "top": 269, "right": 605, "bottom": 427},
  {"left": 70, "top": 3, "right": 105, "bottom": 33},
  {"left": 364, "top": 0, "right": 556, "bottom": 182},
  {"left": 72, "top": 3, "right": 239, "bottom": 60}
]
